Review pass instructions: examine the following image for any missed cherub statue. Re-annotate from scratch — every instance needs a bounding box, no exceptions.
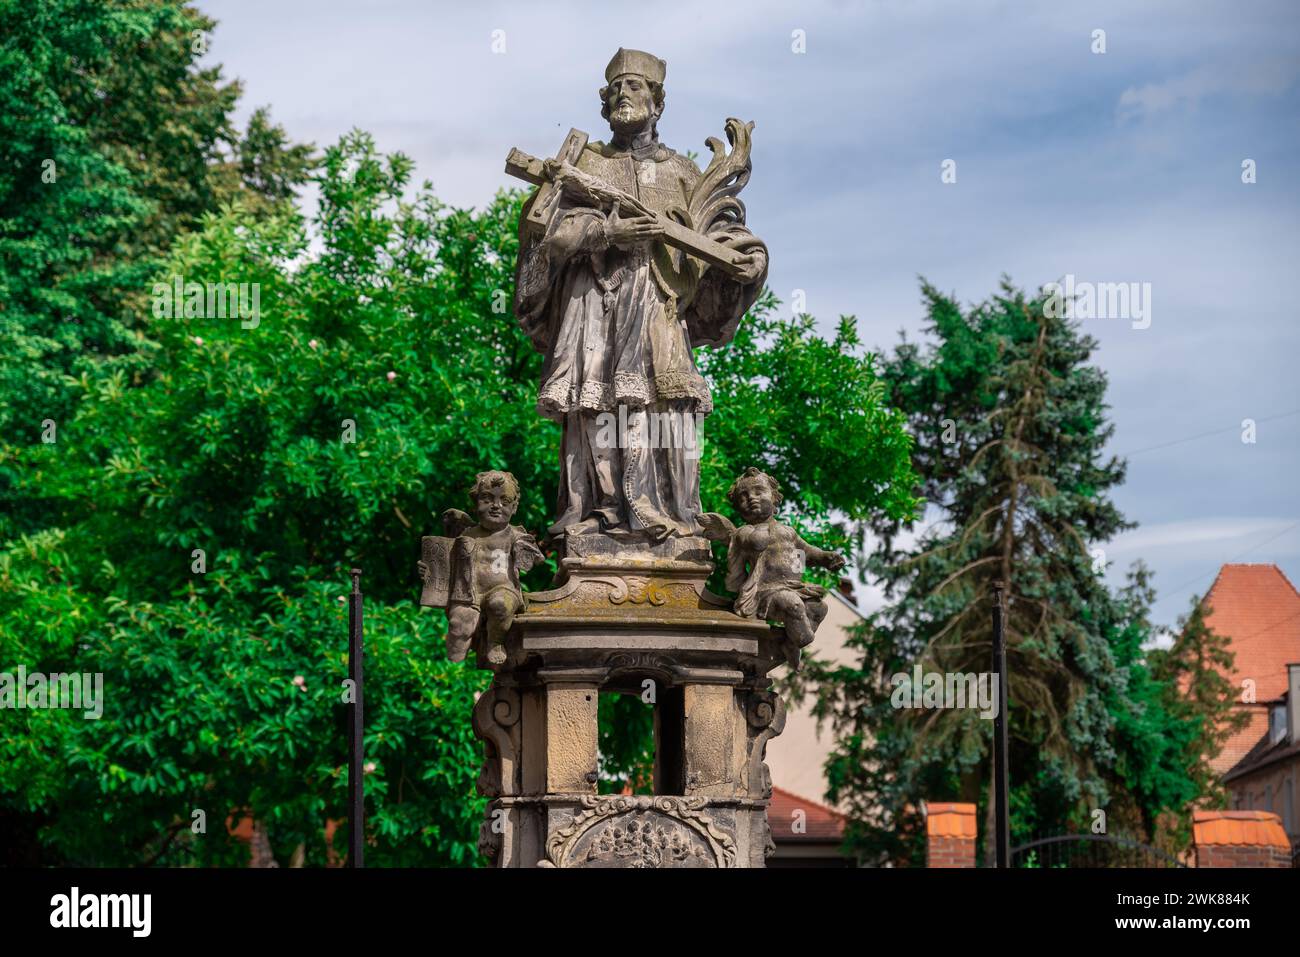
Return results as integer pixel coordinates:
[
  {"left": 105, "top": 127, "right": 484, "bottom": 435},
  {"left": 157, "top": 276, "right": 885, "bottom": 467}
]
[
  {"left": 699, "top": 467, "right": 846, "bottom": 670},
  {"left": 417, "top": 470, "right": 544, "bottom": 666}
]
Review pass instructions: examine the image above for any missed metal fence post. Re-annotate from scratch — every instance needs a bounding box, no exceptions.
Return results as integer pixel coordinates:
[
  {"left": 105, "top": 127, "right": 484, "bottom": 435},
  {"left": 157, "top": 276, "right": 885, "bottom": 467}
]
[{"left": 348, "top": 568, "right": 365, "bottom": 868}]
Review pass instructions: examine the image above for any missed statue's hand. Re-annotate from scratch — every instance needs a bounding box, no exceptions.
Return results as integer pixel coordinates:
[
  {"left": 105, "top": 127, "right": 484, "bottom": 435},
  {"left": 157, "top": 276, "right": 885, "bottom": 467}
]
[
  {"left": 604, "top": 202, "right": 663, "bottom": 248},
  {"left": 441, "top": 508, "right": 475, "bottom": 537},
  {"left": 733, "top": 252, "right": 766, "bottom": 284}
]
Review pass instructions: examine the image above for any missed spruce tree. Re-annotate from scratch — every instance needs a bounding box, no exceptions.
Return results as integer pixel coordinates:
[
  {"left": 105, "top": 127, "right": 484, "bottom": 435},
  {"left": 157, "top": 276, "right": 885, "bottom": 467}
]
[{"left": 807, "top": 278, "right": 1200, "bottom": 864}]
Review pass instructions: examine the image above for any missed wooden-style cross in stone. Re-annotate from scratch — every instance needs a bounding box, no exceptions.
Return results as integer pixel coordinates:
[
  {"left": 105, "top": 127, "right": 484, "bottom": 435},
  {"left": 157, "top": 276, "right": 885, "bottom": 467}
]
[{"left": 505, "top": 128, "right": 754, "bottom": 277}]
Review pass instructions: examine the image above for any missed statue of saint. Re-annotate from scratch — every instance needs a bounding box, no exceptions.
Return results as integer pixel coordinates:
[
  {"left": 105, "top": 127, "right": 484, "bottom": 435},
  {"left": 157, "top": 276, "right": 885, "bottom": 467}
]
[{"left": 511, "top": 48, "right": 768, "bottom": 546}]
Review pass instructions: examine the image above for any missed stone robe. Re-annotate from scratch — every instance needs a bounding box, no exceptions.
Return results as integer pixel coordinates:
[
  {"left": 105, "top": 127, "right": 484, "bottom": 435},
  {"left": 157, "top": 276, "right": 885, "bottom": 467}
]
[{"left": 515, "top": 139, "right": 767, "bottom": 540}]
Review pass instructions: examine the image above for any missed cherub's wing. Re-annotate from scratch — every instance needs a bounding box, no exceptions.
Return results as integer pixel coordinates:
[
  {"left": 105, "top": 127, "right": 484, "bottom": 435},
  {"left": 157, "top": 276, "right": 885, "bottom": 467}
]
[
  {"left": 698, "top": 512, "right": 737, "bottom": 543},
  {"left": 512, "top": 530, "right": 546, "bottom": 574},
  {"left": 441, "top": 508, "right": 475, "bottom": 538}
]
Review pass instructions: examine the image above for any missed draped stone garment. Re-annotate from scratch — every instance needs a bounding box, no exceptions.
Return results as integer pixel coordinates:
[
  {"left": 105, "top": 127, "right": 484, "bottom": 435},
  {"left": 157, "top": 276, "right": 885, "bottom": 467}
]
[{"left": 515, "top": 140, "right": 768, "bottom": 540}]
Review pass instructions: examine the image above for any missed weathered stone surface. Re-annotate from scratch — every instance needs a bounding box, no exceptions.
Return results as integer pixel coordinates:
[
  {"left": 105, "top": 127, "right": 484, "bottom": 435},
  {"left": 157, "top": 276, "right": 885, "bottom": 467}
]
[
  {"left": 542, "top": 796, "right": 737, "bottom": 868},
  {"left": 561, "top": 530, "right": 711, "bottom": 565},
  {"left": 683, "top": 684, "right": 737, "bottom": 795},
  {"left": 544, "top": 684, "right": 599, "bottom": 794},
  {"left": 507, "top": 47, "right": 768, "bottom": 558},
  {"left": 468, "top": 618, "right": 789, "bottom": 867}
]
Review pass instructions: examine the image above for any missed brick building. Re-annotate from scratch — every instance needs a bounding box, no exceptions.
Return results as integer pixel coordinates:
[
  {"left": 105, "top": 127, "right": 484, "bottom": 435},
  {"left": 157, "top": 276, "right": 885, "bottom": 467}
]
[
  {"left": 1194, "top": 564, "right": 1300, "bottom": 776},
  {"left": 766, "top": 787, "right": 852, "bottom": 867},
  {"left": 1190, "top": 563, "right": 1300, "bottom": 858},
  {"left": 1223, "top": 667, "right": 1300, "bottom": 860}
]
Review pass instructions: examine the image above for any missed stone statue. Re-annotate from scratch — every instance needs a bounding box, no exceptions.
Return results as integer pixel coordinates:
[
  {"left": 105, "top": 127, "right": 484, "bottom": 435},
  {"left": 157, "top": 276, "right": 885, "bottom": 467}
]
[
  {"left": 434, "top": 51, "right": 801, "bottom": 869},
  {"left": 418, "top": 470, "right": 544, "bottom": 666},
  {"left": 507, "top": 48, "right": 769, "bottom": 547},
  {"left": 699, "top": 468, "right": 846, "bottom": 670}
]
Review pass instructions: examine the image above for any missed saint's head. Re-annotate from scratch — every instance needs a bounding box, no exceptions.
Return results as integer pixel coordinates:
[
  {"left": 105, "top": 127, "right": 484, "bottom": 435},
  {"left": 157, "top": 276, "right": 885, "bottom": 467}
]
[{"left": 600, "top": 48, "right": 666, "bottom": 139}]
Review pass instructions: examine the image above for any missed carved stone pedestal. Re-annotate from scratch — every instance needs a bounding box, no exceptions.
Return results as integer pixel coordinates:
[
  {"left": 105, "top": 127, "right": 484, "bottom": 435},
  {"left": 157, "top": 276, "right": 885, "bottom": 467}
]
[{"left": 472, "top": 555, "right": 788, "bottom": 868}]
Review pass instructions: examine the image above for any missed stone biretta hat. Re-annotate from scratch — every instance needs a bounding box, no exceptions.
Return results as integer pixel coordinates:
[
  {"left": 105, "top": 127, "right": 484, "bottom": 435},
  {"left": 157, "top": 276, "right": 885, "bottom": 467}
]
[{"left": 604, "top": 48, "right": 666, "bottom": 85}]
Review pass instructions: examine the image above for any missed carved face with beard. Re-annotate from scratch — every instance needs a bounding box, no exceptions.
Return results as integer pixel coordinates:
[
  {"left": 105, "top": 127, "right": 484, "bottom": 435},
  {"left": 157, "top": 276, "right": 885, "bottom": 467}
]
[{"left": 601, "top": 73, "right": 663, "bottom": 139}]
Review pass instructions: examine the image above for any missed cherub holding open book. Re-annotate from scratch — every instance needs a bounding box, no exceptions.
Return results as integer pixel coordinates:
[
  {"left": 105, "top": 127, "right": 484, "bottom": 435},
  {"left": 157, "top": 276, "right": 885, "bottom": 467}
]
[
  {"left": 418, "top": 470, "right": 544, "bottom": 666},
  {"left": 699, "top": 467, "right": 846, "bottom": 669}
]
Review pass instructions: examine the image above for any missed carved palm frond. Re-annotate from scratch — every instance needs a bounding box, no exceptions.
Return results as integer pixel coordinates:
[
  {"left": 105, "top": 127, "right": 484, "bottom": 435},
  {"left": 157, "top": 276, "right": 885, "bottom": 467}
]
[{"left": 688, "top": 118, "right": 754, "bottom": 235}]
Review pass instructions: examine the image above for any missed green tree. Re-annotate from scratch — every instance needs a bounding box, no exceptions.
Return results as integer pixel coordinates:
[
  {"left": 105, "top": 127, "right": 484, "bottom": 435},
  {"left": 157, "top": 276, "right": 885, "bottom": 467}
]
[
  {"left": 806, "top": 278, "right": 1200, "bottom": 864},
  {"left": 1, "top": 124, "right": 917, "bottom": 864},
  {"left": 0, "top": 0, "right": 312, "bottom": 539},
  {"left": 1150, "top": 594, "right": 1249, "bottom": 812},
  {"left": 1101, "top": 564, "right": 1205, "bottom": 850}
]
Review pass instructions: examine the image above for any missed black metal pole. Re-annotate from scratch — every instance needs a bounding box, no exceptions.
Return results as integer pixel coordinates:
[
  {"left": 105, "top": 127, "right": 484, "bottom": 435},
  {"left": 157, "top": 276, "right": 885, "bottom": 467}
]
[
  {"left": 990, "top": 580, "right": 1010, "bottom": 868},
  {"left": 347, "top": 567, "right": 364, "bottom": 868}
]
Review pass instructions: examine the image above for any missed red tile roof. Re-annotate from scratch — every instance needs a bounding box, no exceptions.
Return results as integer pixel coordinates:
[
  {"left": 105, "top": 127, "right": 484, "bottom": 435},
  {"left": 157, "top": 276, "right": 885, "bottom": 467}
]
[
  {"left": 769, "top": 787, "right": 846, "bottom": 842},
  {"left": 1194, "top": 564, "right": 1300, "bottom": 774},
  {"left": 1202, "top": 564, "right": 1300, "bottom": 701},
  {"left": 1192, "top": 810, "right": 1289, "bottom": 848},
  {"left": 926, "top": 802, "right": 977, "bottom": 839}
]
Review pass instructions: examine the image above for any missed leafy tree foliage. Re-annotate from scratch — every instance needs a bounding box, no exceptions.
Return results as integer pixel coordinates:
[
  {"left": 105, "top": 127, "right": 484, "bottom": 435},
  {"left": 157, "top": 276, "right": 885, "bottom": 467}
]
[
  {"left": 0, "top": 0, "right": 312, "bottom": 540},
  {"left": 1, "top": 116, "right": 917, "bottom": 863},
  {"left": 1149, "top": 594, "right": 1250, "bottom": 813}
]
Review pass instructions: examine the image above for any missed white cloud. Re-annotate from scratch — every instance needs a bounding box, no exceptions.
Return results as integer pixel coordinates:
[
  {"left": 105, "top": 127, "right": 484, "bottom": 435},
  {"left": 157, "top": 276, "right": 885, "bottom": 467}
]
[
  {"left": 1116, "top": 59, "right": 1299, "bottom": 122},
  {"left": 1107, "top": 517, "right": 1299, "bottom": 555}
]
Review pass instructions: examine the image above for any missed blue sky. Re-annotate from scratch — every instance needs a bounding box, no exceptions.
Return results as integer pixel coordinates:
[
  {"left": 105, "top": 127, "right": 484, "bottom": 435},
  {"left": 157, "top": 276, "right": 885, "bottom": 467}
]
[{"left": 204, "top": 0, "right": 1300, "bottom": 627}]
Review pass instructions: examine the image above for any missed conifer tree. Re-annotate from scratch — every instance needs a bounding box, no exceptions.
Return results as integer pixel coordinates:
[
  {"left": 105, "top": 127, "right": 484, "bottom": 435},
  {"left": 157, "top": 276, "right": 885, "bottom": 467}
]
[{"left": 807, "top": 279, "right": 1202, "bottom": 863}]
